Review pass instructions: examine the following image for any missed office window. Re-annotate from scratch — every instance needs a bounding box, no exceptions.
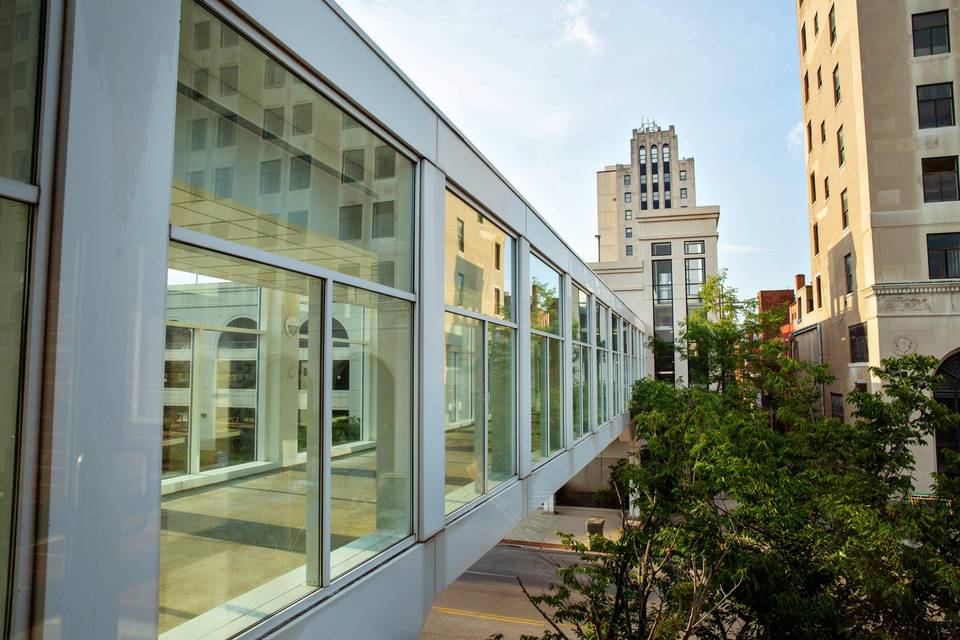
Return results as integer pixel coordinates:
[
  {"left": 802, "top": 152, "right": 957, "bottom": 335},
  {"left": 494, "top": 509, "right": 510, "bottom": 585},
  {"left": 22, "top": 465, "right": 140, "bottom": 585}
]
[
  {"left": 641, "top": 192, "right": 648, "bottom": 209},
  {"left": 216, "top": 115, "right": 236, "bottom": 148},
  {"left": 832, "top": 64, "right": 841, "bottom": 105},
  {"left": 374, "top": 146, "right": 396, "bottom": 180},
  {"left": 922, "top": 156, "right": 959, "bottom": 202},
  {"left": 638, "top": 146, "right": 646, "bottom": 167},
  {"left": 572, "top": 327, "right": 591, "bottom": 440},
  {"left": 928, "top": 233, "right": 960, "bottom": 279},
  {"left": 530, "top": 254, "right": 562, "bottom": 336},
  {"left": 341, "top": 148, "right": 364, "bottom": 184},
  {"left": 815, "top": 275, "right": 822, "bottom": 308},
  {"left": 624, "top": 192, "right": 632, "bottom": 203},
  {"left": 844, "top": 253, "right": 854, "bottom": 294},
  {"left": 263, "top": 106, "right": 284, "bottom": 140},
  {"left": 220, "top": 23, "right": 239, "bottom": 47},
  {"left": 194, "top": 20, "right": 210, "bottom": 50},
  {"left": 625, "top": 244, "right": 634, "bottom": 257},
  {"left": 596, "top": 303, "right": 609, "bottom": 424},
  {"left": 809, "top": 172, "right": 817, "bottom": 203},
  {"left": 836, "top": 126, "right": 845, "bottom": 166},
  {"left": 831, "top": 393, "right": 845, "bottom": 421},
  {"left": 292, "top": 102, "right": 313, "bottom": 135},
  {"left": 823, "top": 175, "right": 830, "bottom": 199},
  {"left": 806, "top": 121, "right": 813, "bottom": 152},
  {"left": 817, "top": 65, "right": 822, "bottom": 89},
  {"left": 680, "top": 188, "right": 688, "bottom": 199},
  {"left": 820, "top": 120, "right": 826, "bottom": 143},
  {"left": 219, "top": 64, "right": 238, "bottom": 96},
  {"left": 801, "top": 24, "right": 807, "bottom": 53},
  {"left": 258, "top": 159, "right": 281, "bottom": 194},
  {"left": 640, "top": 175, "right": 647, "bottom": 185},
  {"left": 372, "top": 201, "right": 395, "bottom": 238},
  {"left": 841, "top": 188, "right": 849, "bottom": 228},
  {"left": 625, "top": 226, "right": 633, "bottom": 239},
  {"left": 624, "top": 174, "right": 631, "bottom": 187},
  {"left": 679, "top": 169, "right": 687, "bottom": 181},
  {"left": 213, "top": 166, "right": 233, "bottom": 200},
  {"left": 652, "top": 242, "right": 671, "bottom": 256},
  {"left": 289, "top": 155, "right": 311, "bottom": 191},
  {"left": 531, "top": 254, "right": 564, "bottom": 461},
  {"left": 813, "top": 223, "right": 820, "bottom": 254},
  {"left": 685, "top": 257, "right": 706, "bottom": 306},
  {"left": 443, "top": 313, "right": 483, "bottom": 513},
  {"left": 191, "top": 118, "right": 206, "bottom": 151},
  {"left": 264, "top": 58, "right": 286, "bottom": 88},
  {"left": 913, "top": 10, "right": 950, "bottom": 57},
  {"left": 684, "top": 240, "right": 704, "bottom": 254},
  {"left": 803, "top": 72, "right": 810, "bottom": 103},
  {"left": 663, "top": 144, "right": 670, "bottom": 163},
  {"left": 339, "top": 204, "right": 362, "bottom": 240},
  {"left": 829, "top": 5, "right": 837, "bottom": 44},
  {"left": 652, "top": 260, "right": 675, "bottom": 383},
  {"left": 814, "top": 12, "right": 819, "bottom": 35},
  {"left": 849, "top": 323, "right": 868, "bottom": 363},
  {"left": 187, "top": 170, "right": 205, "bottom": 193},
  {"left": 918, "top": 83, "right": 955, "bottom": 129},
  {"left": 572, "top": 286, "right": 590, "bottom": 345},
  {"left": 624, "top": 209, "right": 632, "bottom": 220},
  {"left": 445, "top": 192, "right": 515, "bottom": 321}
]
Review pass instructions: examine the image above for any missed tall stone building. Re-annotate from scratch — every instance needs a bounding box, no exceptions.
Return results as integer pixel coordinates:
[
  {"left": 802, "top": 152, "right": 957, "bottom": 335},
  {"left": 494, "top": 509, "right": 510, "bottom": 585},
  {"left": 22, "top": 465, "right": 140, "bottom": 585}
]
[
  {"left": 792, "top": 0, "right": 960, "bottom": 491},
  {"left": 590, "top": 124, "right": 720, "bottom": 385}
]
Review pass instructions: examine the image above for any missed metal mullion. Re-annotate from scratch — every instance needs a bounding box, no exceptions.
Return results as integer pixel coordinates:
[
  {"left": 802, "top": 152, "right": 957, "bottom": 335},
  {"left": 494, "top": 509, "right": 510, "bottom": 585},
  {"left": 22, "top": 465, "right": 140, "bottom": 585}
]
[
  {"left": 443, "top": 304, "right": 518, "bottom": 329},
  {"left": 530, "top": 327, "right": 561, "bottom": 340},
  {"left": 481, "top": 320, "right": 489, "bottom": 494},
  {"left": 166, "top": 319, "right": 263, "bottom": 335},
  {"left": 170, "top": 225, "right": 416, "bottom": 303},
  {"left": 0, "top": 177, "right": 39, "bottom": 206},
  {"left": 319, "top": 280, "right": 333, "bottom": 587}
]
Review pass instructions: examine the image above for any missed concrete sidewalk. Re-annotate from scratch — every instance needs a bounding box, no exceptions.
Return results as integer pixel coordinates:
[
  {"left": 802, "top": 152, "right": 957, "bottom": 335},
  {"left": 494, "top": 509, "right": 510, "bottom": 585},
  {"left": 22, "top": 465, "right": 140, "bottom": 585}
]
[{"left": 501, "top": 506, "right": 624, "bottom": 549}]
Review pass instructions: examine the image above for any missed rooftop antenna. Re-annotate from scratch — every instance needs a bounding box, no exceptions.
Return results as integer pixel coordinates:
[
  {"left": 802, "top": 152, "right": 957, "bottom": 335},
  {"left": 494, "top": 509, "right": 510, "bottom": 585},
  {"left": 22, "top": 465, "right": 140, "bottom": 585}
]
[{"left": 639, "top": 116, "right": 659, "bottom": 132}]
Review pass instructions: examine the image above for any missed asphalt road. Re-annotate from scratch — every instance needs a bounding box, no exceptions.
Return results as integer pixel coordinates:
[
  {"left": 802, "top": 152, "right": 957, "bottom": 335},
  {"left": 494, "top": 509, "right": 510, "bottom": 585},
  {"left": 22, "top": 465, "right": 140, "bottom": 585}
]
[{"left": 419, "top": 544, "right": 577, "bottom": 640}]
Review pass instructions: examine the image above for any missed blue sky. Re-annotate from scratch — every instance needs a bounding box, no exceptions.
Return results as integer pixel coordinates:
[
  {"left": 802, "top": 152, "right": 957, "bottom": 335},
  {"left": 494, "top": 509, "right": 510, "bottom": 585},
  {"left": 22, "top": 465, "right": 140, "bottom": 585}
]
[{"left": 337, "top": 0, "right": 809, "bottom": 299}]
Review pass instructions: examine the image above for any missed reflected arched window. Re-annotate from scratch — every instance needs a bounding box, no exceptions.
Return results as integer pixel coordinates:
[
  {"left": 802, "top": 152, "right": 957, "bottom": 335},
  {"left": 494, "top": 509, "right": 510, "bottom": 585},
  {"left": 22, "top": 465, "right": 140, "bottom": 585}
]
[
  {"left": 332, "top": 317, "right": 349, "bottom": 344},
  {"left": 218, "top": 317, "right": 258, "bottom": 389},
  {"left": 663, "top": 144, "right": 670, "bottom": 163},
  {"left": 934, "top": 352, "right": 960, "bottom": 475},
  {"left": 166, "top": 325, "right": 192, "bottom": 349},
  {"left": 219, "top": 317, "right": 258, "bottom": 349}
]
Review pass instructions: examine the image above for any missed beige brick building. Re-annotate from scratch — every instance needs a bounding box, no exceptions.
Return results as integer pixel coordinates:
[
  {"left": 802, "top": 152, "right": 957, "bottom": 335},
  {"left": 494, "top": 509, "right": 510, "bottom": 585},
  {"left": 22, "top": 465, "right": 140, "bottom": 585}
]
[
  {"left": 590, "top": 124, "right": 720, "bottom": 385},
  {"left": 792, "top": 0, "right": 960, "bottom": 491}
]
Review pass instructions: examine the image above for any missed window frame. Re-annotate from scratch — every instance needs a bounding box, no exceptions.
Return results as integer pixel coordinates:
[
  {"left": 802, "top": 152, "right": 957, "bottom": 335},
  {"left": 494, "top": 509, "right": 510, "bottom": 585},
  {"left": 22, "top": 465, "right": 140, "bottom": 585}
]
[{"left": 917, "top": 82, "right": 955, "bottom": 129}]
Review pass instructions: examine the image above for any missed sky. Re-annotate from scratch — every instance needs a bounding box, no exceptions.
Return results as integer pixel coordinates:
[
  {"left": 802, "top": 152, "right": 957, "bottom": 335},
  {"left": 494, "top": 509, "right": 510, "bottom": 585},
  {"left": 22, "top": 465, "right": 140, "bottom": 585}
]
[{"left": 336, "top": 0, "right": 810, "bottom": 299}]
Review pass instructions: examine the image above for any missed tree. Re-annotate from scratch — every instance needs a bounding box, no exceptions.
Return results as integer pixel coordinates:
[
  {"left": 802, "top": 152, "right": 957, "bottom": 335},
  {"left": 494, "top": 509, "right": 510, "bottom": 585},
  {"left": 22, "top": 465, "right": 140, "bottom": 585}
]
[{"left": 499, "top": 273, "right": 960, "bottom": 640}]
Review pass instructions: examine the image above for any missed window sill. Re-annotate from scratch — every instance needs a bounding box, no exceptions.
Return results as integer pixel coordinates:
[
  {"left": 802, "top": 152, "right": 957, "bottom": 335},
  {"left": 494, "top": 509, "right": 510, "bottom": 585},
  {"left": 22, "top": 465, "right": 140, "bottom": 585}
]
[{"left": 162, "top": 460, "right": 281, "bottom": 496}]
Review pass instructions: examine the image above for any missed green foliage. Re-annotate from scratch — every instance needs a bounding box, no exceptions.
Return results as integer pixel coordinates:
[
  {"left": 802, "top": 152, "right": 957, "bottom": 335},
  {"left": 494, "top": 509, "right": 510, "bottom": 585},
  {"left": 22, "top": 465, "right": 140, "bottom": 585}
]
[{"left": 500, "top": 272, "right": 960, "bottom": 640}]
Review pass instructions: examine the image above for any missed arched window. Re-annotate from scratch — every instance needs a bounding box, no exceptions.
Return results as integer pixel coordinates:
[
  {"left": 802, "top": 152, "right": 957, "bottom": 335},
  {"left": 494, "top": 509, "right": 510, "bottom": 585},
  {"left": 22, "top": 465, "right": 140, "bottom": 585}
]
[
  {"left": 934, "top": 352, "right": 960, "bottom": 474},
  {"left": 332, "top": 317, "right": 350, "bottom": 345},
  {"left": 218, "top": 317, "right": 258, "bottom": 389},
  {"left": 638, "top": 146, "right": 646, "bottom": 165},
  {"left": 166, "top": 325, "right": 192, "bottom": 349},
  {"left": 651, "top": 146, "right": 658, "bottom": 163},
  {"left": 218, "top": 317, "right": 258, "bottom": 349},
  {"left": 663, "top": 144, "right": 670, "bottom": 163}
]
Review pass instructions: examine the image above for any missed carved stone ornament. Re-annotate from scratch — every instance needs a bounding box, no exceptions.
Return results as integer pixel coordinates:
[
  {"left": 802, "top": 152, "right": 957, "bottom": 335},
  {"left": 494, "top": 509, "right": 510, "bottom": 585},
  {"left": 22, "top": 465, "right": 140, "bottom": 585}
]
[
  {"left": 880, "top": 296, "right": 930, "bottom": 312},
  {"left": 892, "top": 335, "right": 916, "bottom": 356}
]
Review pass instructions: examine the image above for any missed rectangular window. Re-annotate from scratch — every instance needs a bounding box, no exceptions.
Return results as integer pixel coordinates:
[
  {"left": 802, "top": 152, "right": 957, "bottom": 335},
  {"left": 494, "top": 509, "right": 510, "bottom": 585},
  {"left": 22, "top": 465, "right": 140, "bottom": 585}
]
[
  {"left": 820, "top": 120, "right": 826, "bottom": 143},
  {"left": 918, "top": 82, "right": 955, "bottom": 129},
  {"left": 263, "top": 107, "right": 284, "bottom": 140},
  {"left": 680, "top": 187, "right": 688, "bottom": 199},
  {"left": 801, "top": 23, "right": 807, "bottom": 53},
  {"left": 289, "top": 154, "right": 311, "bottom": 191},
  {"left": 338, "top": 204, "right": 362, "bottom": 240},
  {"left": 219, "top": 64, "right": 238, "bottom": 96},
  {"left": 216, "top": 115, "right": 236, "bottom": 148},
  {"left": 530, "top": 254, "right": 562, "bottom": 336},
  {"left": 831, "top": 393, "right": 845, "bottom": 421},
  {"left": 813, "top": 223, "right": 820, "bottom": 254},
  {"left": 652, "top": 242, "right": 671, "bottom": 256},
  {"left": 487, "top": 324, "right": 517, "bottom": 488},
  {"left": 833, "top": 64, "right": 841, "bottom": 105},
  {"left": 679, "top": 170, "right": 687, "bottom": 181},
  {"left": 595, "top": 304, "right": 609, "bottom": 423},
  {"left": 625, "top": 244, "right": 634, "bottom": 257},
  {"left": 844, "top": 253, "right": 854, "bottom": 294},
  {"left": 341, "top": 148, "right": 364, "bottom": 184},
  {"left": 214, "top": 166, "right": 233, "bottom": 200},
  {"left": 837, "top": 125, "right": 845, "bottom": 166},
  {"left": 684, "top": 240, "right": 704, "bottom": 254},
  {"left": 258, "top": 159, "right": 281, "bottom": 194},
  {"left": 815, "top": 275, "right": 822, "bottom": 307},
  {"left": 817, "top": 65, "right": 822, "bottom": 88},
  {"left": 374, "top": 146, "right": 396, "bottom": 180},
  {"left": 624, "top": 192, "right": 632, "bottom": 203},
  {"left": 829, "top": 5, "right": 837, "bottom": 44},
  {"left": 194, "top": 20, "right": 210, "bottom": 50},
  {"left": 928, "top": 233, "right": 960, "bottom": 278},
  {"left": 804, "top": 71, "right": 810, "bottom": 103},
  {"left": 824, "top": 175, "right": 830, "bottom": 199},
  {"left": 623, "top": 174, "right": 631, "bottom": 186},
  {"left": 913, "top": 10, "right": 950, "bottom": 56},
  {"left": 444, "top": 313, "right": 483, "bottom": 513},
  {"left": 445, "top": 192, "right": 515, "bottom": 321},
  {"left": 531, "top": 334, "right": 564, "bottom": 462},
  {"left": 652, "top": 260, "right": 675, "bottom": 383},
  {"left": 849, "top": 322, "right": 868, "bottom": 363},
  {"left": 809, "top": 172, "right": 817, "bottom": 203},
  {"left": 220, "top": 23, "right": 239, "bottom": 47},
  {"left": 624, "top": 209, "right": 633, "bottom": 221},
  {"left": 807, "top": 121, "right": 813, "bottom": 152},
  {"left": 573, "top": 285, "right": 590, "bottom": 344},
  {"left": 841, "top": 188, "right": 849, "bottom": 228},
  {"left": 685, "top": 257, "right": 706, "bottom": 302},
  {"left": 625, "top": 226, "right": 633, "bottom": 239},
  {"left": 191, "top": 118, "right": 207, "bottom": 151},
  {"left": 372, "top": 201, "right": 395, "bottom": 238},
  {"left": 264, "top": 58, "right": 286, "bottom": 88},
  {"left": 922, "top": 156, "right": 959, "bottom": 202},
  {"left": 292, "top": 102, "right": 313, "bottom": 135}
]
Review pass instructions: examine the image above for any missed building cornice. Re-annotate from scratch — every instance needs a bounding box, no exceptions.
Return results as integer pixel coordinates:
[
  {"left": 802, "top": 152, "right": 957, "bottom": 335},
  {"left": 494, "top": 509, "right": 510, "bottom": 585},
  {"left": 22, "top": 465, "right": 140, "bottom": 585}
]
[{"left": 867, "top": 280, "right": 960, "bottom": 296}]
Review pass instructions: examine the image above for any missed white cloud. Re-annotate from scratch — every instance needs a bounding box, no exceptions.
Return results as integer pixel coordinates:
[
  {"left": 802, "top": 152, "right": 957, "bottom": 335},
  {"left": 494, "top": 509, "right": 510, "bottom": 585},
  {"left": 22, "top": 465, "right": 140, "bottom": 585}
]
[
  {"left": 785, "top": 119, "right": 805, "bottom": 153},
  {"left": 561, "top": 0, "right": 602, "bottom": 54}
]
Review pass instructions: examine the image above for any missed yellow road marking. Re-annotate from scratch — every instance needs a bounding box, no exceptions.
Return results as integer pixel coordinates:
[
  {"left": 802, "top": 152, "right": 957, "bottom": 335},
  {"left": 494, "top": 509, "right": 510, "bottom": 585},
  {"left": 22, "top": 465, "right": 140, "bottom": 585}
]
[{"left": 432, "top": 606, "right": 572, "bottom": 629}]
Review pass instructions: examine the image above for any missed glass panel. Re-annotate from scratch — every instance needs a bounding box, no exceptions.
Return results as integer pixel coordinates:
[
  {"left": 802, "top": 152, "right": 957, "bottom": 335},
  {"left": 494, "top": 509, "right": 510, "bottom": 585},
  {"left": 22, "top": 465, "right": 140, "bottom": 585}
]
[
  {"left": 161, "top": 242, "right": 320, "bottom": 637},
  {"left": 530, "top": 254, "right": 561, "bottom": 335},
  {"left": 0, "top": 200, "right": 28, "bottom": 629},
  {"left": 444, "top": 313, "right": 483, "bottom": 514},
  {"left": 0, "top": 0, "right": 42, "bottom": 182},
  {"left": 596, "top": 304, "right": 608, "bottom": 349},
  {"left": 174, "top": 0, "right": 415, "bottom": 291},
  {"left": 596, "top": 350, "right": 608, "bottom": 424},
  {"left": 572, "top": 285, "right": 589, "bottom": 343},
  {"left": 487, "top": 324, "right": 516, "bottom": 490},
  {"left": 330, "top": 283, "right": 412, "bottom": 577},
  {"left": 444, "top": 191, "right": 515, "bottom": 321},
  {"left": 573, "top": 343, "right": 589, "bottom": 440},
  {"left": 531, "top": 334, "right": 547, "bottom": 464},
  {"left": 548, "top": 337, "right": 563, "bottom": 455}
]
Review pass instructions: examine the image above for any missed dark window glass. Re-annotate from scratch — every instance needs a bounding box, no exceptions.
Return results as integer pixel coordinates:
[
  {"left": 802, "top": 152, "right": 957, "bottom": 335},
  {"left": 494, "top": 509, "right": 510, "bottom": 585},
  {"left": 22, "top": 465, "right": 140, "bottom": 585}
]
[
  {"left": 803, "top": 72, "right": 810, "bottom": 103},
  {"left": 841, "top": 188, "right": 849, "bottom": 228},
  {"left": 913, "top": 10, "right": 950, "bottom": 56},
  {"left": 333, "top": 360, "right": 350, "bottom": 391},
  {"left": 292, "top": 103, "right": 313, "bottom": 135},
  {"left": 372, "top": 201, "right": 395, "bottom": 238},
  {"left": 813, "top": 223, "right": 820, "bottom": 254},
  {"left": 651, "top": 242, "right": 671, "bottom": 256},
  {"left": 833, "top": 64, "right": 841, "bottom": 105},
  {"left": 339, "top": 204, "right": 362, "bottom": 240},
  {"left": 829, "top": 5, "right": 837, "bottom": 44},
  {"left": 625, "top": 244, "right": 633, "bottom": 257},
  {"left": 837, "top": 126, "right": 845, "bottom": 166},
  {"left": 922, "top": 156, "right": 959, "bottom": 202},
  {"left": 849, "top": 323, "right": 868, "bottom": 363},
  {"left": 259, "top": 159, "right": 281, "bottom": 194},
  {"left": 801, "top": 24, "right": 807, "bottom": 53},
  {"left": 263, "top": 107, "right": 283, "bottom": 140},
  {"left": 815, "top": 276, "right": 822, "bottom": 307},
  {"left": 831, "top": 393, "right": 844, "bottom": 421},
  {"left": 918, "top": 83, "right": 955, "bottom": 128},
  {"left": 844, "top": 253, "right": 854, "bottom": 294},
  {"left": 289, "top": 155, "right": 311, "bottom": 191},
  {"left": 341, "top": 148, "right": 364, "bottom": 184},
  {"left": 928, "top": 233, "right": 960, "bottom": 278},
  {"left": 219, "top": 64, "right": 238, "bottom": 96},
  {"left": 374, "top": 146, "right": 396, "bottom": 180},
  {"left": 810, "top": 172, "right": 817, "bottom": 203}
]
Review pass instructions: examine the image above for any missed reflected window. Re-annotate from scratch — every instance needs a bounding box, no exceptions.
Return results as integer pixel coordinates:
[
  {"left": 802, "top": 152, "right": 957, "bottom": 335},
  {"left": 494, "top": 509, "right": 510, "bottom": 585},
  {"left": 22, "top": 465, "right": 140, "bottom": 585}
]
[{"left": 530, "top": 254, "right": 561, "bottom": 335}]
